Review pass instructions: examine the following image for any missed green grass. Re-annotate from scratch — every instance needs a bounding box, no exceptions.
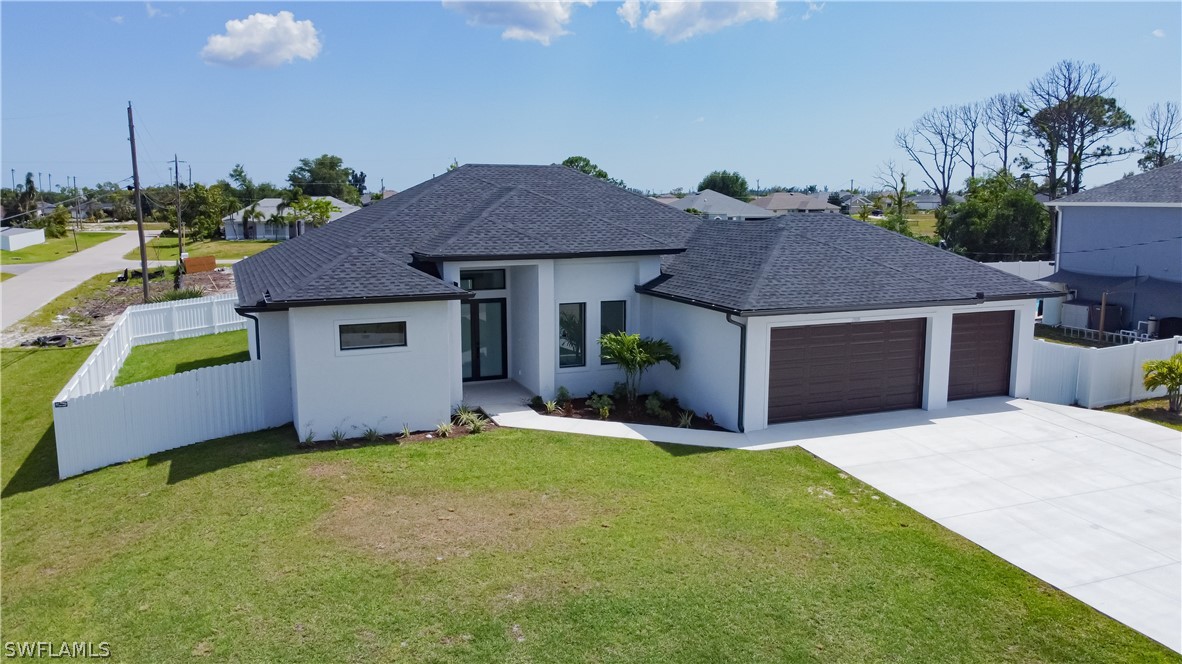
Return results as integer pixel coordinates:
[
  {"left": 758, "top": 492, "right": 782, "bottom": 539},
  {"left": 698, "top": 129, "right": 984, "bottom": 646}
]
[
  {"left": 126, "top": 236, "right": 278, "bottom": 262},
  {"left": 1034, "top": 324, "right": 1118, "bottom": 348},
  {"left": 1, "top": 349, "right": 1175, "bottom": 663},
  {"left": 0, "top": 232, "right": 121, "bottom": 264},
  {"left": 1, "top": 272, "right": 14, "bottom": 282},
  {"left": 1105, "top": 398, "right": 1182, "bottom": 431},
  {"left": 907, "top": 212, "right": 937, "bottom": 237},
  {"left": 114, "top": 331, "right": 250, "bottom": 386}
]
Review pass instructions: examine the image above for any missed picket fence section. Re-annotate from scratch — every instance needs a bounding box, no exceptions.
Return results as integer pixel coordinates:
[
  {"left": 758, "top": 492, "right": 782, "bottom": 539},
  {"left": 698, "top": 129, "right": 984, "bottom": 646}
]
[
  {"left": 1029, "top": 336, "right": 1182, "bottom": 408},
  {"left": 52, "top": 293, "right": 261, "bottom": 479},
  {"left": 56, "top": 294, "right": 244, "bottom": 401}
]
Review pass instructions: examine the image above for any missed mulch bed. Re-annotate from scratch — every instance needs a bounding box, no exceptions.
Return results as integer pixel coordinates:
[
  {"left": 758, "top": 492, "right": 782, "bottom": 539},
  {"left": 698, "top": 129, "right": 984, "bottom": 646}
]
[
  {"left": 297, "top": 417, "right": 498, "bottom": 451},
  {"left": 531, "top": 395, "right": 727, "bottom": 431}
]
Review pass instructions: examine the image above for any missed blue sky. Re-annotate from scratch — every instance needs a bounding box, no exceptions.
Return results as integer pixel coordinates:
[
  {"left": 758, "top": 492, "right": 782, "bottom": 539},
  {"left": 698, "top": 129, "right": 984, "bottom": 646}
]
[{"left": 2, "top": 2, "right": 1179, "bottom": 194}]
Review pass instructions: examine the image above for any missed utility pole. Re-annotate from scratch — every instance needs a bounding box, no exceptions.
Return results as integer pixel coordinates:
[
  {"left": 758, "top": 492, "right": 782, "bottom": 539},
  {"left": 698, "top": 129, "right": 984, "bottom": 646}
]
[
  {"left": 48, "top": 174, "right": 52, "bottom": 195},
  {"left": 127, "top": 102, "right": 151, "bottom": 303},
  {"left": 9, "top": 169, "right": 14, "bottom": 191},
  {"left": 174, "top": 154, "right": 185, "bottom": 262},
  {"left": 38, "top": 172, "right": 43, "bottom": 196},
  {"left": 187, "top": 164, "right": 191, "bottom": 187}
]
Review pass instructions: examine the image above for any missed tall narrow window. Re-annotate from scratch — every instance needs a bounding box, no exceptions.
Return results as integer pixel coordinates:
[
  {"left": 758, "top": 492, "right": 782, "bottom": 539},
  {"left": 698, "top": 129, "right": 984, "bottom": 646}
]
[
  {"left": 559, "top": 303, "right": 585, "bottom": 368},
  {"left": 600, "top": 300, "right": 627, "bottom": 364}
]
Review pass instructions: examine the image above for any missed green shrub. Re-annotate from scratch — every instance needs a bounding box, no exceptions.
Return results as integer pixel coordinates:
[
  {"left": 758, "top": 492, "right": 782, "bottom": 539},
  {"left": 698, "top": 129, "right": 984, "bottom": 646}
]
[
  {"left": 435, "top": 422, "right": 453, "bottom": 438},
  {"left": 150, "top": 287, "right": 203, "bottom": 303},
  {"left": 468, "top": 415, "right": 487, "bottom": 434},
  {"left": 362, "top": 426, "right": 382, "bottom": 443},
  {"left": 645, "top": 392, "right": 668, "bottom": 418},
  {"left": 556, "top": 386, "right": 571, "bottom": 403},
  {"left": 1143, "top": 353, "right": 1182, "bottom": 413},
  {"left": 453, "top": 404, "right": 477, "bottom": 427},
  {"left": 611, "top": 382, "right": 629, "bottom": 402},
  {"left": 677, "top": 410, "right": 695, "bottom": 429},
  {"left": 400, "top": 423, "right": 412, "bottom": 438},
  {"left": 529, "top": 395, "right": 544, "bottom": 409},
  {"left": 544, "top": 400, "right": 558, "bottom": 414},
  {"left": 587, "top": 394, "right": 613, "bottom": 410}
]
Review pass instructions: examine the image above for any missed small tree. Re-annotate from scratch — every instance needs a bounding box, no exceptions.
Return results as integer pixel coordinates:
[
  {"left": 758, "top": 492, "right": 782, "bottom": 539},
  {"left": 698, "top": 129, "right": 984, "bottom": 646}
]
[
  {"left": 31, "top": 205, "right": 70, "bottom": 238},
  {"left": 287, "top": 197, "right": 340, "bottom": 235},
  {"left": 1143, "top": 354, "right": 1182, "bottom": 413},
  {"left": 598, "top": 332, "right": 680, "bottom": 405},
  {"left": 697, "top": 170, "right": 749, "bottom": 200}
]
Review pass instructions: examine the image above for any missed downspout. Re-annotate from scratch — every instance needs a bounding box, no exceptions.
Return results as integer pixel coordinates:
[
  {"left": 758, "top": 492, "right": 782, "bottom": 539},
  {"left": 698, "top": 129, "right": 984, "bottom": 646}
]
[
  {"left": 239, "top": 311, "right": 262, "bottom": 359},
  {"left": 725, "top": 314, "right": 747, "bottom": 433}
]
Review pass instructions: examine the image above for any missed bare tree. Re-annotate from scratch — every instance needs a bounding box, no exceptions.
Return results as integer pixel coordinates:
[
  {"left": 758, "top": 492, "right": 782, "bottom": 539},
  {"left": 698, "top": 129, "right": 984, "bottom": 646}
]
[
  {"left": 957, "top": 102, "right": 984, "bottom": 180},
  {"left": 1021, "top": 60, "right": 1134, "bottom": 198},
  {"left": 1138, "top": 101, "right": 1182, "bottom": 171},
  {"left": 984, "top": 92, "right": 1024, "bottom": 172},
  {"left": 874, "top": 160, "right": 914, "bottom": 217},
  {"left": 896, "top": 106, "right": 967, "bottom": 207}
]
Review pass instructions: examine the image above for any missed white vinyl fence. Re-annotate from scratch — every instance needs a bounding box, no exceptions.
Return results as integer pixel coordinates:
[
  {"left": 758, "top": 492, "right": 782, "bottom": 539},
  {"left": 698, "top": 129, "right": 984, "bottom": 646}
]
[
  {"left": 51, "top": 294, "right": 275, "bottom": 479},
  {"left": 1029, "top": 336, "right": 1182, "bottom": 408},
  {"left": 982, "top": 260, "right": 1056, "bottom": 281}
]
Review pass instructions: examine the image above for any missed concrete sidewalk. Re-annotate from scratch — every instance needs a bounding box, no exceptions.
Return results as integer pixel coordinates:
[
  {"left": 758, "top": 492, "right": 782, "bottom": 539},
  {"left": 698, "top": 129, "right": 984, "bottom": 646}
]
[{"left": 1, "top": 231, "right": 159, "bottom": 329}]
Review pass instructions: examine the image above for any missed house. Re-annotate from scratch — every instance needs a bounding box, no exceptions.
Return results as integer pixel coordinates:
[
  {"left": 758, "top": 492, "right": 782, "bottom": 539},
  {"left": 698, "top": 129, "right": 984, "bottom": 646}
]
[
  {"left": 664, "top": 189, "right": 776, "bottom": 220},
  {"left": 1, "top": 226, "right": 45, "bottom": 251},
  {"left": 840, "top": 194, "right": 874, "bottom": 216},
  {"left": 232, "top": 164, "right": 1052, "bottom": 437},
  {"left": 750, "top": 192, "right": 838, "bottom": 214},
  {"left": 360, "top": 189, "right": 400, "bottom": 206},
  {"left": 221, "top": 196, "right": 360, "bottom": 241},
  {"left": 1040, "top": 163, "right": 1182, "bottom": 334},
  {"left": 908, "top": 192, "right": 964, "bottom": 211},
  {"left": 649, "top": 194, "right": 681, "bottom": 206}
]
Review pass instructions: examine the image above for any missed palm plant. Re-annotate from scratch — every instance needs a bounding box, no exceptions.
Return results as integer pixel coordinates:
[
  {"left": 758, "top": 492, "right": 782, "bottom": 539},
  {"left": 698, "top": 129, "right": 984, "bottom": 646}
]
[
  {"left": 1143, "top": 353, "right": 1182, "bottom": 413},
  {"left": 240, "top": 203, "right": 263, "bottom": 240},
  {"left": 598, "top": 332, "right": 680, "bottom": 405}
]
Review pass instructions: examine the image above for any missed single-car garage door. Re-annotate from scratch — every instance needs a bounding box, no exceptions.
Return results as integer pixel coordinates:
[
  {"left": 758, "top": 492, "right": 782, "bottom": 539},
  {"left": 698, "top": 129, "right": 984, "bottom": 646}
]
[
  {"left": 949, "top": 310, "right": 1014, "bottom": 400},
  {"left": 768, "top": 319, "right": 926, "bottom": 423}
]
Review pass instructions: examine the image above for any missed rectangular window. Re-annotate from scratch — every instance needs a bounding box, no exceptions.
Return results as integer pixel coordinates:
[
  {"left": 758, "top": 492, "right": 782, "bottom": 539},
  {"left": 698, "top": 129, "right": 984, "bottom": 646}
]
[
  {"left": 559, "top": 302, "right": 585, "bottom": 368},
  {"left": 599, "top": 300, "right": 627, "bottom": 364},
  {"left": 339, "top": 321, "right": 407, "bottom": 351},
  {"left": 459, "top": 269, "right": 506, "bottom": 291}
]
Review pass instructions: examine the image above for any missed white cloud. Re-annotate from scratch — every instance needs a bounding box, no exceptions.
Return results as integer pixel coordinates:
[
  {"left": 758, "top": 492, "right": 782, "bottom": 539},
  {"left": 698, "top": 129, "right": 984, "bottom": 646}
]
[
  {"left": 111, "top": 15, "right": 124, "bottom": 24},
  {"left": 200, "top": 11, "right": 322, "bottom": 68},
  {"left": 801, "top": 1, "right": 824, "bottom": 21},
  {"left": 618, "top": 1, "right": 777, "bottom": 42},
  {"left": 1151, "top": 28, "right": 1165, "bottom": 38},
  {"left": 444, "top": 1, "right": 593, "bottom": 45},
  {"left": 146, "top": 2, "right": 165, "bottom": 18}
]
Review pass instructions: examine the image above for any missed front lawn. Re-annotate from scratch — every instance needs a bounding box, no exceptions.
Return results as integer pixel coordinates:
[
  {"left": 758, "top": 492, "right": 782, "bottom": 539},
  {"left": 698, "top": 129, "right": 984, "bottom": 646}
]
[
  {"left": 1, "top": 348, "right": 1174, "bottom": 662},
  {"left": 114, "top": 330, "right": 250, "bottom": 386},
  {"left": 1105, "top": 398, "right": 1182, "bottom": 431},
  {"left": 1, "top": 272, "right": 13, "bottom": 282},
  {"left": 126, "top": 237, "right": 278, "bottom": 262},
  {"left": 0, "top": 232, "right": 121, "bottom": 264}
]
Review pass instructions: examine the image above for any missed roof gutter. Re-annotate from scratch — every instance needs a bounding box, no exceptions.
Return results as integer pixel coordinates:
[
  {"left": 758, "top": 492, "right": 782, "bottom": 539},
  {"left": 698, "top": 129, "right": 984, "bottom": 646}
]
[
  {"left": 637, "top": 288, "right": 1057, "bottom": 317},
  {"left": 235, "top": 291, "right": 472, "bottom": 314},
  {"left": 724, "top": 314, "right": 747, "bottom": 433}
]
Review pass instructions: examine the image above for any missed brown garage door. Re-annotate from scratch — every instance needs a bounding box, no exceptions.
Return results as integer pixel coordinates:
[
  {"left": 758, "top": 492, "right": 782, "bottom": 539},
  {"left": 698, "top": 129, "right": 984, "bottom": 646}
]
[
  {"left": 949, "top": 311, "right": 1014, "bottom": 400},
  {"left": 768, "top": 319, "right": 926, "bottom": 423}
]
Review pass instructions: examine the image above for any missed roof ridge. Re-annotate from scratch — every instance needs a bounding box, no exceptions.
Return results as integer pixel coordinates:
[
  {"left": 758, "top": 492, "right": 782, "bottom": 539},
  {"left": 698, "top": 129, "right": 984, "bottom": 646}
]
[
  {"left": 474, "top": 171, "right": 681, "bottom": 248},
  {"left": 416, "top": 184, "right": 521, "bottom": 252},
  {"left": 742, "top": 223, "right": 796, "bottom": 310},
  {"left": 269, "top": 245, "right": 355, "bottom": 300}
]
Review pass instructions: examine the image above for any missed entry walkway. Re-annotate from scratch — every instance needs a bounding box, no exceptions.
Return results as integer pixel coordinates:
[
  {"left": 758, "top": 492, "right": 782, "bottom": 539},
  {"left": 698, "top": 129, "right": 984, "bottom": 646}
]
[{"left": 466, "top": 381, "right": 1181, "bottom": 652}]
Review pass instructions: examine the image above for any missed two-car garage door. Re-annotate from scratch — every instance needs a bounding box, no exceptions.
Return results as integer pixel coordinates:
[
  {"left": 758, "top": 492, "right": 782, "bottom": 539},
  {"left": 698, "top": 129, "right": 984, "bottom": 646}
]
[
  {"left": 768, "top": 319, "right": 926, "bottom": 423},
  {"left": 767, "top": 311, "right": 1015, "bottom": 424}
]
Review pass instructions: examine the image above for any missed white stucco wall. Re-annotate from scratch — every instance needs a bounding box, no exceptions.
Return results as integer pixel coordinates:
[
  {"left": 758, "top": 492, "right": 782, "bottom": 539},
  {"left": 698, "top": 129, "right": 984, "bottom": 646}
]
[
  {"left": 250, "top": 310, "right": 294, "bottom": 428},
  {"left": 286, "top": 301, "right": 457, "bottom": 437},
  {"left": 647, "top": 297, "right": 742, "bottom": 431},
  {"left": 552, "top": 257, "right": 662, "bottom": 398},
  {"left": 741, "top": 300, "right": 1039, "bottom": 431},
  {"left": 509, "top": 265, "right": 542, "bottom": 395}
]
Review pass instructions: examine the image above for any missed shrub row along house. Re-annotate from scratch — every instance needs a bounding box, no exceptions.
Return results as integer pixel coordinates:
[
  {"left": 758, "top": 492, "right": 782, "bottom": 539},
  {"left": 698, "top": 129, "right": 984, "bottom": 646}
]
[{"left": 233, "top": 164, "right": 1054, "bottom": 436}]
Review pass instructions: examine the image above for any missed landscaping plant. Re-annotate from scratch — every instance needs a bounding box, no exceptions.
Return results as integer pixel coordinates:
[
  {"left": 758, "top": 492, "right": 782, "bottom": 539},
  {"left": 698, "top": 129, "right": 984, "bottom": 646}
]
[
  {"left": 678, "top": 410, "right": 695, "bottom": 429},
  {"left": 544, "top": 400, "right": 558, "bottom": 414},
  {"left": 435, "top": 422, "right": 453, "bottom": 438},
  {"left": 1143, "top": 353, "right": 1182, "bottom": 413},
  {"left": 598, "top": 332, "right": 680, "bottom": 405}
]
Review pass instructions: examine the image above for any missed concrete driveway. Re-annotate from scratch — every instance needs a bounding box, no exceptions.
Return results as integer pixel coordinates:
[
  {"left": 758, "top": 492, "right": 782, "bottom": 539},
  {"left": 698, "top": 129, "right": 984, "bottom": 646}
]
[{"left": 798, "top": 397, "right": 1180, "bottom": 653}]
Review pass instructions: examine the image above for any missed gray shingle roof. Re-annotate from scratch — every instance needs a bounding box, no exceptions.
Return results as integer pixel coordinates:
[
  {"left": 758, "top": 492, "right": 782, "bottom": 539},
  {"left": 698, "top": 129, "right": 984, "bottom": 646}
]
[
  {"left": 641, "top": 214, "right": 1057, "bottom": 315},
  {"left": 234, "top": 164, "right": 698, "bottom": 308},
  {"left": 1051, "top": 162, "right": 1182, "bottom": 205},
  {"left": 751, "top": 192, "right": 839, "bottom": 212},
  {"left": 667, "top": 189, "right": 776, "bottom": 218}
]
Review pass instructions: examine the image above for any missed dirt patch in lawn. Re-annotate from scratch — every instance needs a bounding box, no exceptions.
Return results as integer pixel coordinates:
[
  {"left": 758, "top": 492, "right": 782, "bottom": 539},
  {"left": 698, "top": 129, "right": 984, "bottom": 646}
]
[{"left": 320, "top": 490, "right": 590, "bottom": 564}]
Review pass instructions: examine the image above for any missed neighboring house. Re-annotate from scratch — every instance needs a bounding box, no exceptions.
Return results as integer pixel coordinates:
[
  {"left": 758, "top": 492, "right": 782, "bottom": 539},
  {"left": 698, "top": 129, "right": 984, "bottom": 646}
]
[
  {"left": 222, "top": 196, "right": 360, "bottom": 241},
  {"left": 360, "top": 189, "right": 400, "bottom": 206},
  {"left": 233, "top": 164, "right": 1051, "bottom": 438},
  {"left": 751, "top": 192, "right": 838, "bottom": 214},
  {"left": 650, "top": 194, "right": 681, "bottom": 206},
  {"left": 908, "top": 193, "right": 964, "bottom": 211},
  {"left": 1, "top": 227, "right": 45, "bottom": 251},
  {"left": 665, "top": 189, "right": 776, "bottom": 220},
  {"left": 840, "top": 194, "right": 874, "bottom": 216},
  {"left": 1040, "top": 163, "right": 1182, "bottom": 332}
]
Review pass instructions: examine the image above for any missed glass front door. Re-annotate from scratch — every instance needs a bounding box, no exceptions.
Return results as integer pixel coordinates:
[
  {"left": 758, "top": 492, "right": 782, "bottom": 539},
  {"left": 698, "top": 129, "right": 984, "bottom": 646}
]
[{"left": 461, "top": 298, "right": 507, "bottom": 381}]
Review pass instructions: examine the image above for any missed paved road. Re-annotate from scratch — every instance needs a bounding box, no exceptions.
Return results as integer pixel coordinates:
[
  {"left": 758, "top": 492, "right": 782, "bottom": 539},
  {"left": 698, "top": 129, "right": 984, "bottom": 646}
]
[{"left": 1, "top": 231, "right": 160, "bottom": 330}]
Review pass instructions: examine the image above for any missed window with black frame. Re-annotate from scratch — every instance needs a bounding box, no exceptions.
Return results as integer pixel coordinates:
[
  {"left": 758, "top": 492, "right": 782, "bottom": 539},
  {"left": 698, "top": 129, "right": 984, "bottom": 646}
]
[
  {"left": 559, "top": 303, "right": 585, "bottom": 367},
  {"left": 339, "top": 321, "right": 407, "bottom": 351},
  {"left": 599, "top": 300, "right": 626, "bottom": 364}
]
